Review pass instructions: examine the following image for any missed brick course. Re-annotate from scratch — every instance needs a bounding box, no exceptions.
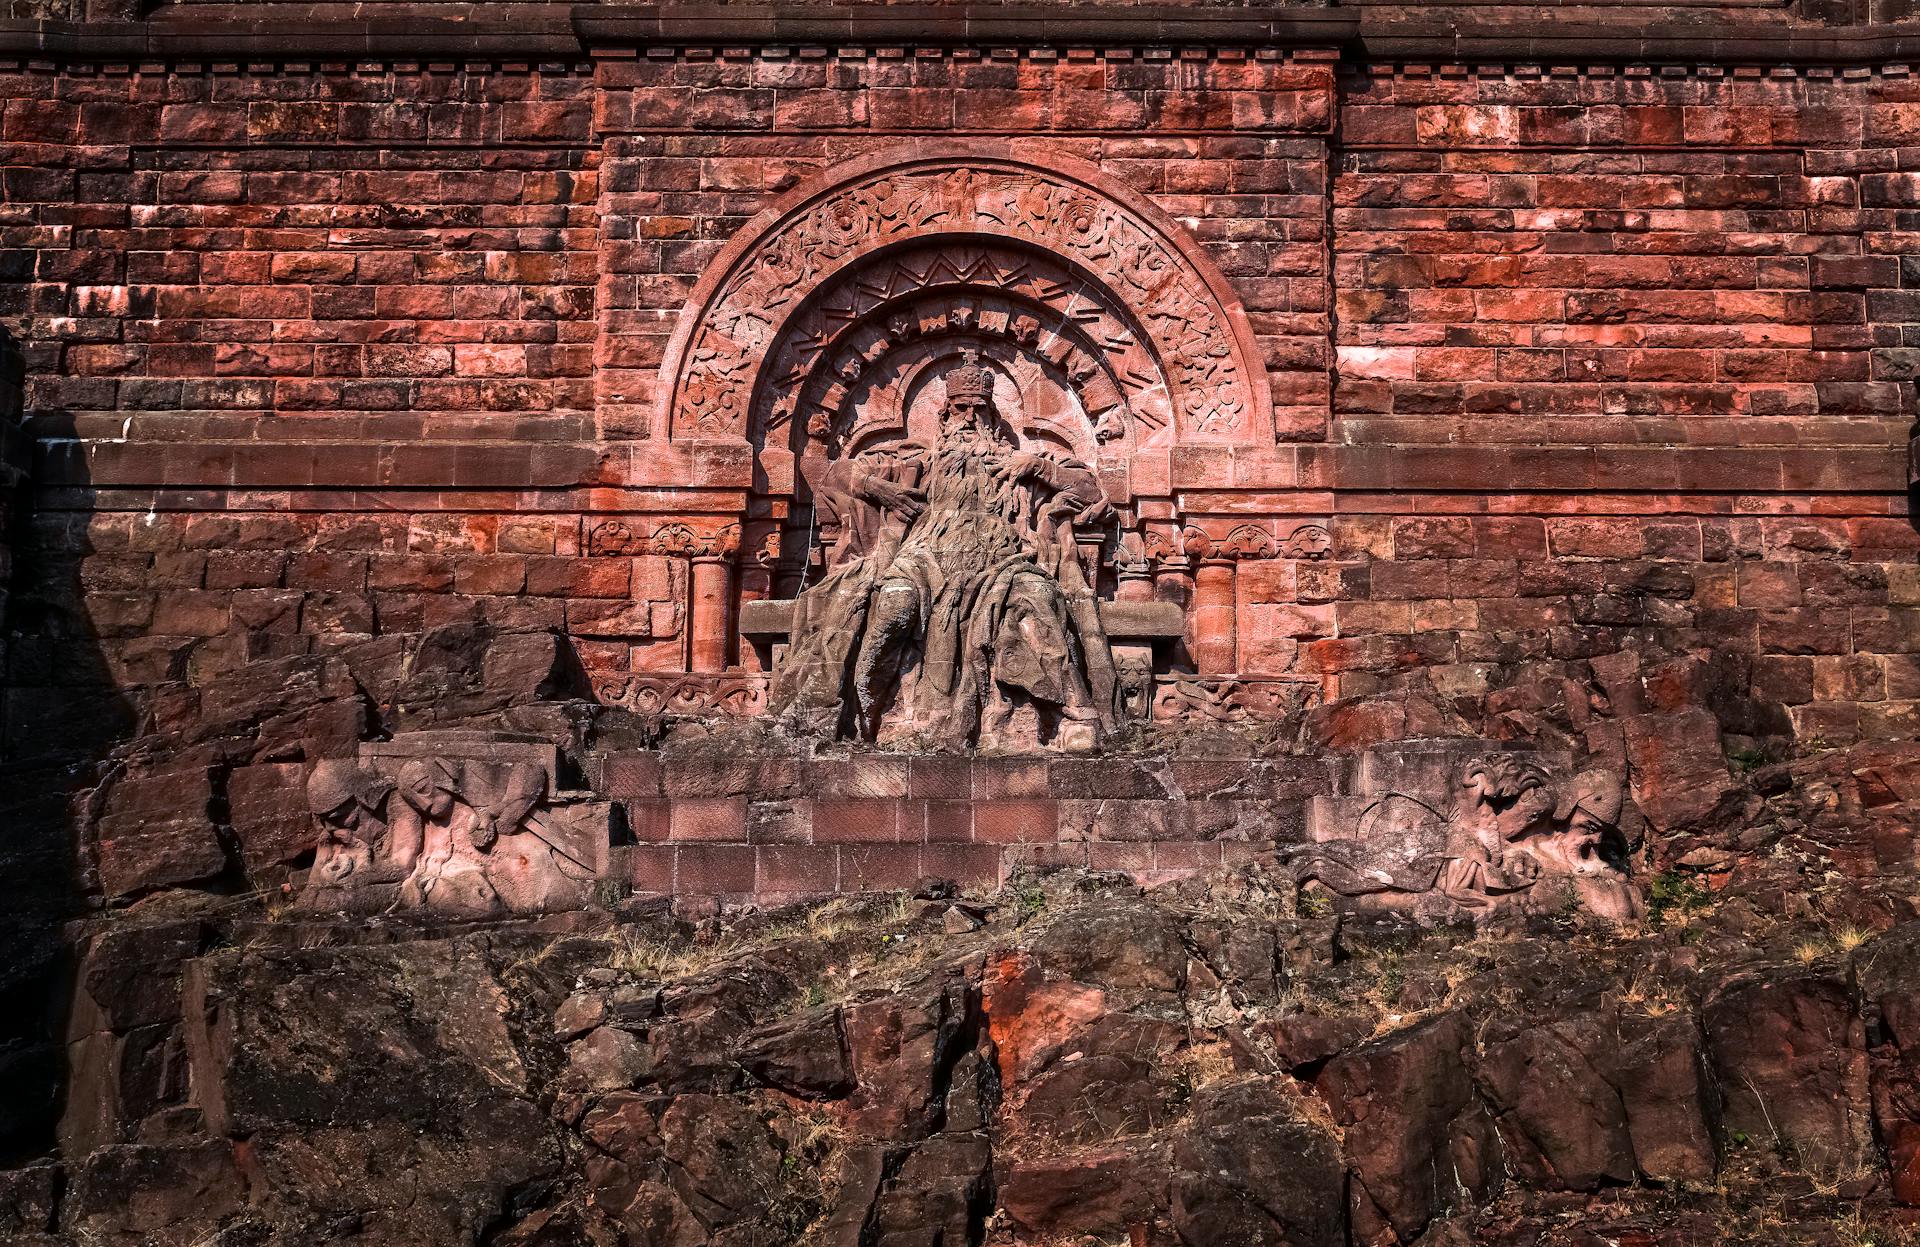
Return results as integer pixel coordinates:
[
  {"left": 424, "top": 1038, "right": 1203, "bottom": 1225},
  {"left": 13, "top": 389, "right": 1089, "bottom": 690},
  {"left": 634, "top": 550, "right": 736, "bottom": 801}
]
[{"left": 0, "top": 41, "right": 1915, "bottom": 756}]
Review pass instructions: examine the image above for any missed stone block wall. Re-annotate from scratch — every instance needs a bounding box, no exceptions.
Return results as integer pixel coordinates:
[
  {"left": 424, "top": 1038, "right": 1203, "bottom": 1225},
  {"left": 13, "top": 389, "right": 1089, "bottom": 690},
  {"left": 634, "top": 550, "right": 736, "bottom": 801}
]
[
  {"left": 1321, "top": 65, "right": 1920, "bottom": 741},
  {"left": 596, "top": 748, "right": 1336, "bottom": 904},
  {"left": 0, "top": 9, "right": 1916, "bottom": 767}
]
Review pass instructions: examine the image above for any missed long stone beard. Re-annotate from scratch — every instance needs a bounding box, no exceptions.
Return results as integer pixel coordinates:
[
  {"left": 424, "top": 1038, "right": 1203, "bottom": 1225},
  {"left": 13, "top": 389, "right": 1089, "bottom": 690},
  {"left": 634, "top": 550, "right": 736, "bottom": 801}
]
[{"left": 930, "top": 423, "right": 1022, "bottom": 525}]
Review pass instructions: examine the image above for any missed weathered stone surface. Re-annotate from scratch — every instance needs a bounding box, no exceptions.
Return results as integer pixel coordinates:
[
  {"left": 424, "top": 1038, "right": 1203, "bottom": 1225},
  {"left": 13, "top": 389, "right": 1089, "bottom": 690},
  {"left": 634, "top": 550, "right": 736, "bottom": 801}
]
[
  {"left": 61, "top": 1141, "right": 244, "bottom": 1247},
  {"left": 92, "top": 768, "right": 223, "bottom": 899},
  {"left": 999, "top": 1141, "right": 1168, "bottom": 1239},
  {"left": 180, "top": 935, "right": 563, "bottom": 1241},
  {"left": 844, "top": 975, "right": 978, "bottom": 1141},
  {"left": 185, "top": 936, "right": 532, "bottom": 1136},
  {"left": 1170, "top": 1077, "right": 1346, "bottom": 1247},
  {"left": 0, "top": 1164, "right": 59, "bottom": 1236},
  {"left": 224, "top": 761, "right": 313, "bottom": 882},
  {"left": 866, "top": 1132, "right": 994, "bottom": 1247},
  {"left": 390, "top": 624, "right": 572, "bottom": 726},
  {"left": 1622, "top": 709, "right": 1746, "bottom": 836},
  {"left": 1026, "top": 897, "right": 1188, "bottom": 994},
  {"left": 1318, "top": 1012, "right": 1503, "bottom": 1244},
  {"left": 1860, "top": 922, "right": 1920, "bottom": 1204},
  {"left": 1613, "top": 1012, "right": 1719, "bottom": 1186},
  {"left": 1475, "top": 1012, "right": 1637, "bottom": 1191},
  {"left": 736, "top": 1005, "right": 853, "bottom": 1099},
  {"left": 1704, "top": 969, "right": 1874, "bottom": 1180}
]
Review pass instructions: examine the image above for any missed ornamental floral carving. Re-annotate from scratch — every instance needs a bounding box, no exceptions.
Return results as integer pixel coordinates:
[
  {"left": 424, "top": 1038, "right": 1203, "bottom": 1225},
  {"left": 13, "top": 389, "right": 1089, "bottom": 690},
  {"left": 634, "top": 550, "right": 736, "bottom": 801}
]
[
  {"left": 588, "top": 520, "right": 742, "bottom": 560},
  {"left": 595, "top": 672, "right": 771, "bottom": 718},
  {"left": 662, "top": 151, "right": 1270, "bottom": 447}
]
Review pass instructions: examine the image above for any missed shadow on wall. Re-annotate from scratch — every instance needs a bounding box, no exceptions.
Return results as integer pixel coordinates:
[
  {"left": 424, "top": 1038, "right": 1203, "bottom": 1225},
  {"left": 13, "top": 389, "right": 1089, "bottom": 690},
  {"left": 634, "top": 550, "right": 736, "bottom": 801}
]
[
  {"left": 0, "top": 324, "right": 136, "bottom": 1160},
  {"left": 1910, "top": 408, "right": 1919, "bottom": 535}
]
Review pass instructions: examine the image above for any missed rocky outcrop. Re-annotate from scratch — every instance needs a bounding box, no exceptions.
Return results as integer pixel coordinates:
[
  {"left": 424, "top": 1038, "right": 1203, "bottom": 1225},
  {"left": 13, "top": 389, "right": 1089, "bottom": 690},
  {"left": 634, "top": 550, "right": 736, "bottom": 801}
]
[
  {"left": 15, "top": 842, "right": 1920, "bottom": 1244},
  {"left": 12, "top": 634, "right": 1920, "bottom": 1245}
]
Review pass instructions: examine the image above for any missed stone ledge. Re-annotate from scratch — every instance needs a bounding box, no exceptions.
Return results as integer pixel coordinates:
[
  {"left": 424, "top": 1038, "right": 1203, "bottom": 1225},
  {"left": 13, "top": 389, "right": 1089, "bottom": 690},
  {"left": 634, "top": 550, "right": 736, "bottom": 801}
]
[
  {"left": 31, "top": 440, "right": 1903, "bottom": 497},
  {"left": 9, "top": 3, "right": 1920, "bottom": 64},
  {"left": 738, "top": 596, "right": 1187, "bottom": 644}
]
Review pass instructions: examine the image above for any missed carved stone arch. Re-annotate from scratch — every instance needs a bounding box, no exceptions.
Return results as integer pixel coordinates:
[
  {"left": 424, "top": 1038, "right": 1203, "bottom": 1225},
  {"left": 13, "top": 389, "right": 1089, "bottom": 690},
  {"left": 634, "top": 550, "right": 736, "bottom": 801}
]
[
  {"left": 655, "top": 143, "right": 1274, "bottom": 454},
  {"left": 749, "top": 239, "right": 1174, "bottom": 500}
]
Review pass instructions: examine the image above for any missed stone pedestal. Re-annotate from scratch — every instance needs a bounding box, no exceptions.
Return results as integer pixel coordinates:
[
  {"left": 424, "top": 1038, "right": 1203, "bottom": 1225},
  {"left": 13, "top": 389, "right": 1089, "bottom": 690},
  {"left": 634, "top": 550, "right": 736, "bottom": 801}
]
[{"left": 593, "top": 746, "right": 1340, "bottom": 905}]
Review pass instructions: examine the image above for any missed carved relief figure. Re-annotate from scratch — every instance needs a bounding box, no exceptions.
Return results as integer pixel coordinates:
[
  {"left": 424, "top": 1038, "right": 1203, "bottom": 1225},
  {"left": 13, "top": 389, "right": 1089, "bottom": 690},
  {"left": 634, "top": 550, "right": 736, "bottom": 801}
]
[
  {"left": 772, "top": 352, "right": 1117, "bottom": 751},
  {"left": 295, "top": 746, "right": 595, "bottom": 916},
  {"left": 1291, "top": 751, "right": 1643, "bottom": 924},
  {"left": 298, "top": 759, "right": 403, "bottom": 911}
]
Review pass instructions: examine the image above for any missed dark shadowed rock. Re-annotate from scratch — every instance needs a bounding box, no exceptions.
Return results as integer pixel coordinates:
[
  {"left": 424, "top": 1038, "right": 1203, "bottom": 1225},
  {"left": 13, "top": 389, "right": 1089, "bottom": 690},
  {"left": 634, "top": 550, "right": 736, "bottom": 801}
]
[
  {"left": 658, "top": 1094, "right": 785, "bottom": 1233},
  {"left": 180, "top": 935, "right": 563, "bottom": 1242},
  {"left": 0, "top": 1164, "right": 59, "bottom": 1236},
  {"left": 195, "top": 652, "right": 368, "bottom": 758},
  {"left": 1268, "top": 1010, "right": 1375, "bottom": 1073},
  {"left": 184, "top": 936, "right": 531, "bottom": 1135},
  {"left": 1703, "top": 968, "right": 1873, "bottom": 1180},
  {"left": 1170, "top": 1076, "right": 1345, "bottom": 1247},
  {"left": 1188, "top": 916, "right": 1283, "bottom": 1003},
  {"left": 1857, "top": 922, "right": 1920, "bottom": 1203},
  {"left": 1474, "top": 1012, "right": 1636, "bottom": 1191},
  {"left": 1317, "top": 1012, "right": 1503, "bottom": 1244},
  {"left": 736, "top": 1005, "right": 853, "bottom": 1099},
  {"left": 61, "top": 1140, "right": 243, "bottom": 1247},
  {"left": 60, "top": 916, "right": 207, "bottom": 1154},
  {"left": 636, "top": 958, "right": 803, "bottom": 1094},
  {"left": 999, "top": 1140, "right": 1167, "bottom": 1239},
  {"left": 867, "top": 1132, "right": 993, "bottom": 1247}
]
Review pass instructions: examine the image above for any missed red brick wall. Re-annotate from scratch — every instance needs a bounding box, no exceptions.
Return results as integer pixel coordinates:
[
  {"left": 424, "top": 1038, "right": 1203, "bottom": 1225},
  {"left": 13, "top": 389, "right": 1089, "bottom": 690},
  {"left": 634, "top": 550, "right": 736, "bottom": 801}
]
[
  {"left": 3, "top": 49, "right": 1916, "bottom": 758},
  {"left": 1323, "top": 65, "right": 1919, "bottom": 742}
]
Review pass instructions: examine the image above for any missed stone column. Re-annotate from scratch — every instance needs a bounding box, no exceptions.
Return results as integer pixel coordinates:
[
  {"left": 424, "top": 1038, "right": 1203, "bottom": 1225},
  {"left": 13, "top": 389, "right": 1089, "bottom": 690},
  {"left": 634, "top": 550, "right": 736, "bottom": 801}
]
[
  {"left": 1153, "top": 555, "right": 1194, "bottom": 611},
  {"left": 1116, "top": 559, "right": 1155, "bottom": 602},
  {"left": 1191, "top": 557, "right": 1237, "bottom": 675},
  {"left": 688, "top": 555, "right": 733, "bottom": 673}
]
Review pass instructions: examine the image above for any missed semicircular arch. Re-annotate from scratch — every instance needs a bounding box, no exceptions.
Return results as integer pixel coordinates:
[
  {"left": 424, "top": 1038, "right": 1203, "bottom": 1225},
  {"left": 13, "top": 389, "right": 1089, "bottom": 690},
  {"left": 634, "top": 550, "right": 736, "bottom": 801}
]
[{"left": 655, "top": 143, "right": 1273, "bottom": 451}]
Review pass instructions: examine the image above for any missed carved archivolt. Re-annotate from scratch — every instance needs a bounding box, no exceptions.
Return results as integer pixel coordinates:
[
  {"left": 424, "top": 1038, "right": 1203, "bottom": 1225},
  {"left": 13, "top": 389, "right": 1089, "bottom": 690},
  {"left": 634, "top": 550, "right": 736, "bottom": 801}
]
[{"left": 657, "top": 146, "right": 1272, "bottom": 451}]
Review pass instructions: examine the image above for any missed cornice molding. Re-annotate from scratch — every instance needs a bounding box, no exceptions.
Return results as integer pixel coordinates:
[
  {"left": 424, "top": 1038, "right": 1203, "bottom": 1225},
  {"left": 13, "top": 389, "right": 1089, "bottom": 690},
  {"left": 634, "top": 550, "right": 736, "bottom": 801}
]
[{"left": 7, "top": 2, "right": 1920, "bottom": 66}]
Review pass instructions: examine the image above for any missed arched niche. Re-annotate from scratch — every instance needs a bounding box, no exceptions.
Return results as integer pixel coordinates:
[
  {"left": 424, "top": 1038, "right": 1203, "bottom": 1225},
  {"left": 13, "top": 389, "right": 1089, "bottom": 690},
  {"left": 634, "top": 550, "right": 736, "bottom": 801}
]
[
  {"left": 749, "top": 239, "right": 1169, "bottom": 498},
  {"left": 654, "top": 144, "right": 1275, "bottom": 669},
  {"left": 655, "top": 144, "right": 1273, "bottom": 457}
]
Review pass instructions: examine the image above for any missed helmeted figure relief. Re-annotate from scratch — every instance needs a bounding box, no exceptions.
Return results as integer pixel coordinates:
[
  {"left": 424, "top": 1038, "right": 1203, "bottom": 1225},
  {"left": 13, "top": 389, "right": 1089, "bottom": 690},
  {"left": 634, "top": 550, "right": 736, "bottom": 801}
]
[
  {"left": 1291, "top": 750, "right": 1643, "bottom": 924},
  {"left": 298, "top": 759, "right": 403, "bottom": 911},
  {"left": 772, "top": 352, "right": 1118, "bottom": 752},
  {"left": 295, "top": 742, "right": 595, "bottom": 916}
]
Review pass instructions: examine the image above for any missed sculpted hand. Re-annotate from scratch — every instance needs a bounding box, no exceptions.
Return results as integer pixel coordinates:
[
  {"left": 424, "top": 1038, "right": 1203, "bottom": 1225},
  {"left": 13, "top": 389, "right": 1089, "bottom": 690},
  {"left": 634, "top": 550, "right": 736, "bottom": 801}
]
[
  {"left": 992, "top": 451, "right": 1046, "bottom": 484},
  {"left": 858, "top": 476, "right": 926, "bottom": 521}
]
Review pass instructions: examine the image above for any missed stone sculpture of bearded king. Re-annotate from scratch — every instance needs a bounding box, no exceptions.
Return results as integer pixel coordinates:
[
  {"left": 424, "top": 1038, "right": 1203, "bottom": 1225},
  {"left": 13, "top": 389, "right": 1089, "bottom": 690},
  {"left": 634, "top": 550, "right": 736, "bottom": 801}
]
[{"left": 772, "top": 352, "right": 1118, "bottom": 752}]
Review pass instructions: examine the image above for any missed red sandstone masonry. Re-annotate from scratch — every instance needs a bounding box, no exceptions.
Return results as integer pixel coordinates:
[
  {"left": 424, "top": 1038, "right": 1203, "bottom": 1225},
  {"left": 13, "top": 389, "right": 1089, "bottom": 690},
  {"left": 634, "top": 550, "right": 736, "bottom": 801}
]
[{"left": 1, "top": 49, "right": 1915, "bottom": 755}]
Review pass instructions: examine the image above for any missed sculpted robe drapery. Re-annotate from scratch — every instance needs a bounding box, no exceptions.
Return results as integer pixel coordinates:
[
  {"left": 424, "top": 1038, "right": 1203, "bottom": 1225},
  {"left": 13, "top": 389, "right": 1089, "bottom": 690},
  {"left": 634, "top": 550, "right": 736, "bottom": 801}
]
[{"left": 772, "top": 428, "right": 1118, "bottom": 750}]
